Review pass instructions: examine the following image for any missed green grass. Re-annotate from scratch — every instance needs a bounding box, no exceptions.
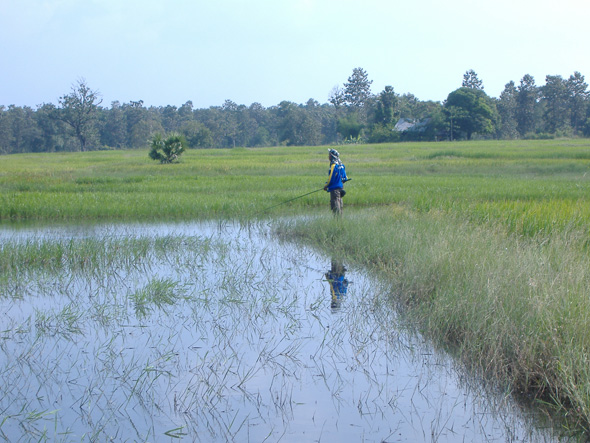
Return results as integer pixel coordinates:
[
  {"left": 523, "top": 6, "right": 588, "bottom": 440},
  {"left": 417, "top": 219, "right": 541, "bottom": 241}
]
[
  {"left": 3, "top": 138, "right": 590, "bottom": 435},
  {"left": 2, "top": 140, "right": 590, "bottom": 237}
]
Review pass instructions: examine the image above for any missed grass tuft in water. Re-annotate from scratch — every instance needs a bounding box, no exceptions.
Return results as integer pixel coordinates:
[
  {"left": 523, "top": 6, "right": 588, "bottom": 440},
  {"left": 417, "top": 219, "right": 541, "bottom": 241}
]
[{"left": 131, "top": 278, "right": 185, "bottom": 318}]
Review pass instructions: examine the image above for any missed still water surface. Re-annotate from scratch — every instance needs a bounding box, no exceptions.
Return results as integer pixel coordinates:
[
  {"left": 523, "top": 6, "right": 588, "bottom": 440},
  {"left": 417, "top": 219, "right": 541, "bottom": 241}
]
[{"left": 0, "top": 221, "right": 558, "bottom": 442}]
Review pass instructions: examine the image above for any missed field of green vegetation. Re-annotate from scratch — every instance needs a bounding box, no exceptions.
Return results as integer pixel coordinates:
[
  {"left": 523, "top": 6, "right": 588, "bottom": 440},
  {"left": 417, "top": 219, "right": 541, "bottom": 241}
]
[
  {"left": 2, "top": 140, "right": 590, "bottom": 232},
  {"left": 3, "top": 138, "right": 590, "bottom": 436}
]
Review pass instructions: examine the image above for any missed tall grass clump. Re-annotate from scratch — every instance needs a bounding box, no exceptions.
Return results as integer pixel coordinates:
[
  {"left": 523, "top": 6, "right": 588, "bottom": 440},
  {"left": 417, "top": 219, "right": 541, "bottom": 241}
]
[
  {"left": 131, "top": 278, "right": 185, "bottom": 317},
  {"left": 277, "top": 208, "right": 590, "bottom": 432}
]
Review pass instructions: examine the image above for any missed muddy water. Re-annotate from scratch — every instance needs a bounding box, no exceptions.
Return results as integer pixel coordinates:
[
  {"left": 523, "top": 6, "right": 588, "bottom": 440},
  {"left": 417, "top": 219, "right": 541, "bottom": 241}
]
[{"left": 0, "top": 221, "right": 558, "bottom": 442}]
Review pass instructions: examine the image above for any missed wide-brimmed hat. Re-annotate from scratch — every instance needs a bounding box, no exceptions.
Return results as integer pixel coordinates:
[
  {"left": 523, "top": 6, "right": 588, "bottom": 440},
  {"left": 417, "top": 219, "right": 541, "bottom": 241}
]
[{"left": 328, "top": 149, "right": 340, "bottom": 162}]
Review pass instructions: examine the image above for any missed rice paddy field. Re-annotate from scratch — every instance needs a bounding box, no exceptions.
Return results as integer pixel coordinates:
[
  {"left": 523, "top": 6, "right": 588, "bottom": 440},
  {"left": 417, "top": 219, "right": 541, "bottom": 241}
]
[{"left": 2, "top": 139, "right": 590, "bottom": 441}]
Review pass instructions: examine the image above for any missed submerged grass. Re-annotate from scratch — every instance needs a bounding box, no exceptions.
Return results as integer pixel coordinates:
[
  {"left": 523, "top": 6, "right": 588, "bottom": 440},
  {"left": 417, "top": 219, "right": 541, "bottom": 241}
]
[{"left": 131, "top": 278, "right": 185, "bottom": 317}]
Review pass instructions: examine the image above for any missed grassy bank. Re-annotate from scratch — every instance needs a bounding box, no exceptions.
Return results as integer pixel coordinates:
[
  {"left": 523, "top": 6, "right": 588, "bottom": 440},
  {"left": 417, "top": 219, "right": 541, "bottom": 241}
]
[
  {"left": 279, "top": 207, "right": 590, "bottom": 436},
  {"left": 277, "top": 209, "right": 590, "bottom": 434}
]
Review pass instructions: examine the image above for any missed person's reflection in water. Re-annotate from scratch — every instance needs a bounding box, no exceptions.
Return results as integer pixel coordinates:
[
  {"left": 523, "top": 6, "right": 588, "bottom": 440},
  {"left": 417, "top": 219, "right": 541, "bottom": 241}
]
[{"left": 325, "top": 259, "right": 349, "bottom": 312}]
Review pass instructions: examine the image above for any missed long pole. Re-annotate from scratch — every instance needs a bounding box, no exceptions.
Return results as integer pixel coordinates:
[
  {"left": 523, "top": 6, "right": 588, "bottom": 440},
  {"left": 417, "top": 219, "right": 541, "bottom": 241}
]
[
  {"left": 258, "top": 188, "right": 324, "bottom": 214},
  {"left": 257, "top": 178, "right": 351, "bottom": 215}
]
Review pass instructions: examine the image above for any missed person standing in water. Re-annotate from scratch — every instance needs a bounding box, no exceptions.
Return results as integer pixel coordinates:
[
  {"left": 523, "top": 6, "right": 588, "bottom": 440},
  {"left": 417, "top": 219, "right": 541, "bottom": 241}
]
[{"left": 324, "top": 149, "right": 348, "bottom": 216}]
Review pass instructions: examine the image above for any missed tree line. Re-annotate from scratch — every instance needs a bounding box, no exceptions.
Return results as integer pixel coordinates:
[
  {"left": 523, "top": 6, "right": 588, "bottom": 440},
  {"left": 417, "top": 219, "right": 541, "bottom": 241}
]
[{"left": 1, "top": 68, "right": 589, "bottom": 154}]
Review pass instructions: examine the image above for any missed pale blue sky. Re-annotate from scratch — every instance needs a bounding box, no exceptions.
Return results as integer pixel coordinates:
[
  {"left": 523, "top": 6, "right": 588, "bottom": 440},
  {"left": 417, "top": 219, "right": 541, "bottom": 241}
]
[{"left": 2, "top": 0, "right": 589, "bottom": 108}]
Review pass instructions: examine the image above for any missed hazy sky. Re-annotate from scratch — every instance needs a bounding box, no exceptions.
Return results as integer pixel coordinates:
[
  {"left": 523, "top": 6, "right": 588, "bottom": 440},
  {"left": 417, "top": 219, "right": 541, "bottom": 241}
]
[{"left": 2, "top": 0, "right": 589, "bottom": 109}]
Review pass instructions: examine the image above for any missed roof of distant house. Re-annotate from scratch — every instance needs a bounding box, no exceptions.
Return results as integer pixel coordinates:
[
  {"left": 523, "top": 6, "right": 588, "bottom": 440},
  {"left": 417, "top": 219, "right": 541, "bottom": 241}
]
[{"left": 394, "top": 118, "right": 431, "bottom": 133}]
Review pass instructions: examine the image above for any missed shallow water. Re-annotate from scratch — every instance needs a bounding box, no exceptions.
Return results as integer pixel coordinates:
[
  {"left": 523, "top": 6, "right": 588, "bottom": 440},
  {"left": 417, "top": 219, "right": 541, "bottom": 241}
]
[{"left": 0, "top": 221, "right": 559, "bottom": 442}]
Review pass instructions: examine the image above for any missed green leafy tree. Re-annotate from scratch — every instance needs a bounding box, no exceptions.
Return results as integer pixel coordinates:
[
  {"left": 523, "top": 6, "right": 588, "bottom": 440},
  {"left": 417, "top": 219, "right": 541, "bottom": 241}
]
[
  {"left": 148, "top": 133, "right": 186, "bottom": 163},
  {"left": 161, "top": 105, "right": 180, "bottom": 133},
  {"left": 123, "top": 100, "right": 163, "bottom": 148},
  {"left": 516, "top": 74, "right": 538, "bottom": 137},
  {"left": 367, "top": 123, "right": 399, "bottom": 143},
  {"left": 444, "top": 87, "right": 498, "bottom": 139},
  {"left": 425, "top": 106, "right": 448, "bottom": 141},
  {"left": 374, "top": 86, "right": 397, "bottom": 124},
  {"left": 566, "top": 71, "right": 589, "bottom": 134},
  {"left": 56, "top": 78, "right": 102, "bottom": 151},
  {"left": 30, "top": 104, "right": 58, "bottom": 152},
  {"left": 221, "top": 100, "right": 239, "bottom": 148},
  {"left": 337, "top": 114, "right": 364, "bottom": 141},
  {"left": 181, "top": 121, "right": 213, "bottom": 148},
  {"left": 0, "top": 106, "right": 10, "bottom": 154},
  {"left": 235, "top": 104, "right": 256, "bottom": 147},
  {"left": 541, "top": 75, "right": 571, "bottom": 134},
  {"left": 275, "top": 101, "right": 321, "bottom": 146},
  {"left": 276, "top": 101, "right": 299, "bottom": 145},
  {"left": 497, "top": 81, "right": 519, "bottom": 139},
  {"left": 397, "top": 93, "right": 420, "bottom": 119},
  {"left": 178, "top": 100, "right": 194, "bottom": 124},
  {"left": 247, "top": 102, "right": 275, "bottom": 146},
  {"left": 101, "top": 101, "right": 127, "bottom": 148},
  {"left": 7, "top": 105, "right": 42, "bottom": 153},
  {"left": 443, "top": 105, "right": 468, "bottom": 141}
]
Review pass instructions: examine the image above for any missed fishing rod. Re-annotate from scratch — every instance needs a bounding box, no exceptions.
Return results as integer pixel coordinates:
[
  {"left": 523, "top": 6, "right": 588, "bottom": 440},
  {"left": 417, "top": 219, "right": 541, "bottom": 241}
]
[
  {"left": 257, "top": 178, "right": 352, "bottom": 214},
  {"left": 258, "top": 188, "right": 324, "bottom": 214}
]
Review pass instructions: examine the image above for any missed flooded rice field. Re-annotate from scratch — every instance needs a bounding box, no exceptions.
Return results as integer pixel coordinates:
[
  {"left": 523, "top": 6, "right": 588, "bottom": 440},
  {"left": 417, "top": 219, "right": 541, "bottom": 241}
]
[{"left": 0, "top": 221, "right": 558, "bottom": 442}]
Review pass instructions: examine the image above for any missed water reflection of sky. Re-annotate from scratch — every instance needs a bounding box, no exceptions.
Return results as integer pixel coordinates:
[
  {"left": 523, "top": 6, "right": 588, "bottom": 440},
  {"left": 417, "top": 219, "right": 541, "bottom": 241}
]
[{"left": 0, "top": 221, "right": 558, "bottom": 442}]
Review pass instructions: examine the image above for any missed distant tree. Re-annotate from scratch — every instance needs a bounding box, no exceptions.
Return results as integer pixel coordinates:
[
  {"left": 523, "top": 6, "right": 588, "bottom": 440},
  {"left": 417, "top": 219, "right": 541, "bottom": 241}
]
[
  {"left": 123, "top": 100, "right": 163, "bottom": 148},
  {"left": 516, "top": 74, "right": 538, "bottom": 137},
  {"left": 443, "top": 105, "right": 468, "bottom": 141},
  {"left": 337, "top": 114, "right": 364, "bottom": 141},
  {"left": 328, "top": 85, "right": 346, "bottom": 108},
  {"left": 374, "top": 86, "right": 397, "bottom": 125},
  {"left": 343, "top": 67, "right": 373, "bottom": 109},
  {"left": 33, "top": 104, "right": 66, "bottom": 152},
  {"left": 7, "top": 105, "right": 42, "bottom": 153},
  {"left": 367, "top": 86, "right": 399, "bottom": 143},
  {"left": 248, "top": 102, "right": 276, "bottom": 146},
  {"left": 56, "top": 78, "right": 102, "bottom": 151},
  {"left": 316, "top": 102, "right": 340, "bottom": 144},
  {"left": 0, "top": 106, "right": 11, "bottom": 154},
  {"left": 424, "top": 106, "right": 448, "bottom": 141},
  {"left": 148, "top": 133, "right": 186, "bottom": 163},
  {"left": 276, "top": 101, "right": 300, "bottom": 145},
  {"left": 368, "top": 123, "right": 400, "bottom": 143},
  {"left": 497, "top": 81, "right": 519, "bottom": 139},
  {"left": 414, "top": 100, "right": 445, "bottom": 120},
  {"left": 566, "top": 71, "right": 589, "bottom": 134},
  {"left": 275, "top": 101, "right": 321, "bottom": 146},
  {"left": 161, "top": 105, "right": 180, "bottom": 132},
  {"left": 397, "top": 93, "right": 420, "bottom": 119},
  {"left": 221, "top": 100, "right": 239, "bottom": 148},
  {"left": 541, "top": 75, "right": 571, "bottom": 134},
  {"left": 181, "top": 121, "right": 213, "bottom": 148},
  {"left": 301, "top": 98, "right": 323, "bottom": 145},
  {"left": 178, "top": 101, "right": 194, "bottom": 125},
  {"left": 101, "top": 101, "right": 127, "bottom": 148},
  {"left": 462, "top": 69, "right": 484, "bottom": 90},
  {"left": 444, "top": 87, "right": 498, "bottom": 139}
]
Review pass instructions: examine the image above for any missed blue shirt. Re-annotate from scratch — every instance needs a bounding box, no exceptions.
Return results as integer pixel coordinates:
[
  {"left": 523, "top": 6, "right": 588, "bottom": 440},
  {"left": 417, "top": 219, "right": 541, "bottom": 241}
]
[{"left": 326, "top": 163, "right": 347, "bottom": 191}]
